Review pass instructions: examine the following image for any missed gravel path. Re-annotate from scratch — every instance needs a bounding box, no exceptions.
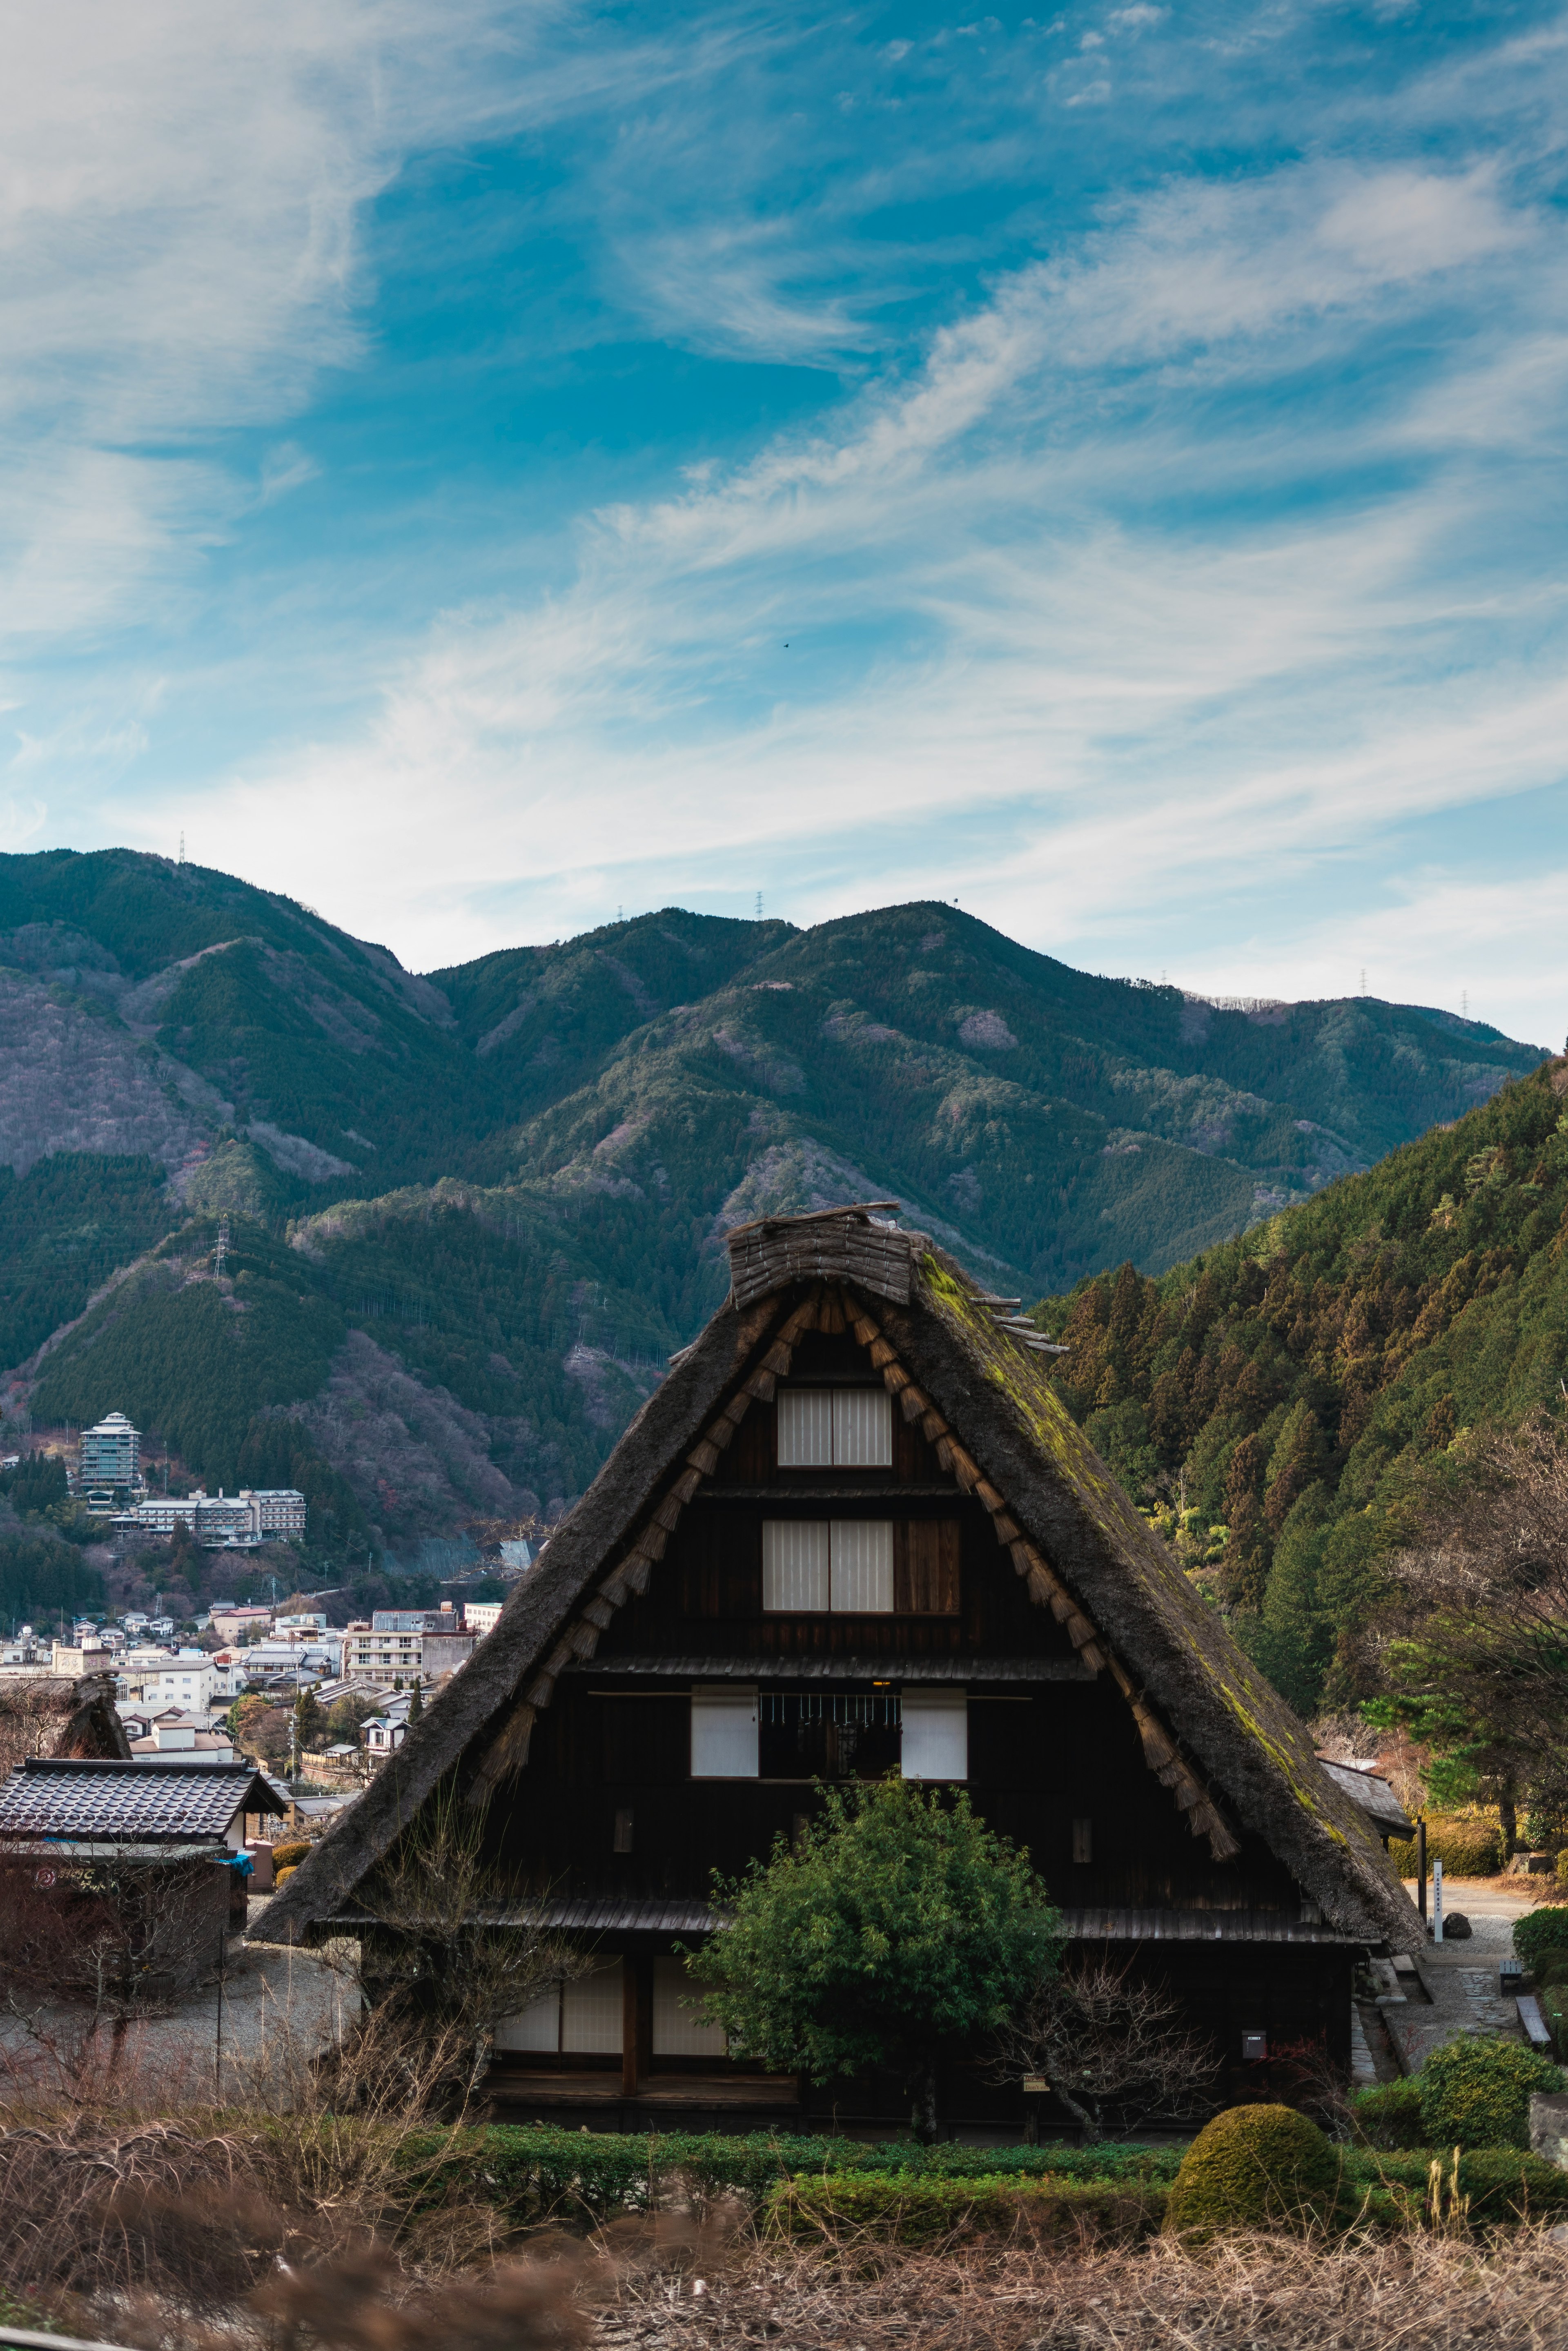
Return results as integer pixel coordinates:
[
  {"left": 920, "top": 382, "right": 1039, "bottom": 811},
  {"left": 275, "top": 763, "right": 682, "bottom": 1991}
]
[{"left": 0, "top": 1904, "right": 357, "bottom": 2101}]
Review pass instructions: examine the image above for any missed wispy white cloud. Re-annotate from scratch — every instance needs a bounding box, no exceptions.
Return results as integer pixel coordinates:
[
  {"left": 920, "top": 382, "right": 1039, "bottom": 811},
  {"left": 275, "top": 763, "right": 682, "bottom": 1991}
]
[
  {"left": 7, "top": 0, "right": 1567, "bottom": 1045},
  {"left": 154, "top": 130, "right": 1568, "bottom": 1038}
]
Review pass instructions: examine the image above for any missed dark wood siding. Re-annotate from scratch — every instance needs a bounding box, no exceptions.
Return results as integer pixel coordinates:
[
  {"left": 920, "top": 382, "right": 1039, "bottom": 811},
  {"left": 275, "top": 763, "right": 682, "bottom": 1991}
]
[{"left": 894, "top": 1520, "right": 960, "bottom": 1614}]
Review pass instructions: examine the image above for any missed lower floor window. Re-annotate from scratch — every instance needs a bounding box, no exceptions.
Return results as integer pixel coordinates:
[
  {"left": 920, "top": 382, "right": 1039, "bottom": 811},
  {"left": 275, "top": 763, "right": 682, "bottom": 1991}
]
[
  {"left": 494, "top": 1957, "right": 727, "bottom": 2059},
  {"left": 652, "top": 1957, "right": 727, "bottom": 2057},
  {"left": 496, "top": 1957, "right": 623, "bottom": 2053}
]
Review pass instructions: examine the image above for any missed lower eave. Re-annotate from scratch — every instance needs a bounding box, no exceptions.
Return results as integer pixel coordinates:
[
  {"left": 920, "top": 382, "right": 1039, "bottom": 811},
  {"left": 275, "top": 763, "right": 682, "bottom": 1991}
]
[
  {"left": 316, "top": 1896, "right": 1370, "bottom": 1945},
  {"left": 0, "top": 1836, "right": 233, "bottom": 1859},
  {"left": 565, "top": 1654, "right": 1095, "bottom": 1683}
]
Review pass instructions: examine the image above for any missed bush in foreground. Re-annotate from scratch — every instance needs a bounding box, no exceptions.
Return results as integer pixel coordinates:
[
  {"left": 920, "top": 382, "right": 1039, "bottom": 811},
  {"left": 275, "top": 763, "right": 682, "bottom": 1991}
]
[
  {"left": 1164, "top": 2106, "right": 1347, "bottom": 2243},
  {"left": 764, "top": 2172, "right": 1166, "bottom": 2247},
  {"left": 1514, "top": 1907, "right": 1568, "bottom": 1973},
  {"left": 1418, "top": 2035, "right": 1562, "bottom": 2151},
  {"left": 1349, "top": 2078, "right": 1424, "bottom": 2150},
  {"left": 1344, "top": 2149, "right": 1568, "bottom": 2227},
  {"left": 464, "top": 2127, "right": 1183, "bottom": 2222}
]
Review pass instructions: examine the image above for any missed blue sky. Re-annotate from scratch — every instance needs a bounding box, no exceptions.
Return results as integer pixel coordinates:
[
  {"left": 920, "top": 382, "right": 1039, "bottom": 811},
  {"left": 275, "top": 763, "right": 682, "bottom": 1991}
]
[{"left": 6, "top": 0, "right": 1568, "bottom": 1039}]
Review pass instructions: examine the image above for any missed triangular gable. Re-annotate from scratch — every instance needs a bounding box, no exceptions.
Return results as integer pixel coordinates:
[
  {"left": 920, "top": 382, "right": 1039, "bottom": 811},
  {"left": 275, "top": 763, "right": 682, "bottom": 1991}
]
[{"left": 252, "top": 1215, "right": 1420, "bottom": 1953}]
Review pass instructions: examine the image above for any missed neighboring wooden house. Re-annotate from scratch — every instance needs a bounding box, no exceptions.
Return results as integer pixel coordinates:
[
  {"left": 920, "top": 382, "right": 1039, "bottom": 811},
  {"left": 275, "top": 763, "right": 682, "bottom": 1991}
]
[
  {"left": 0, "top": 1756, "right": 287, "bottom": 1936},
  {"left": 253, "top": 1208, "right": 1421, "bottom": 2135}
]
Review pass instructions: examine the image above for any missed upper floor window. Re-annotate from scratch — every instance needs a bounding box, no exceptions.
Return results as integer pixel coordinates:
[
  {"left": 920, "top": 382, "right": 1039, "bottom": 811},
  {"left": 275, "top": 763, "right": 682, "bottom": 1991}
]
[
  {"left": 762, "top": 1518, "right": 960, "bottom": 1615},
  {"left": 764, "top": 1520, "right": 894, "bottom": 1612},
  {"left": 777, "top": 1387, "right": 892, "bottom": 1468}
]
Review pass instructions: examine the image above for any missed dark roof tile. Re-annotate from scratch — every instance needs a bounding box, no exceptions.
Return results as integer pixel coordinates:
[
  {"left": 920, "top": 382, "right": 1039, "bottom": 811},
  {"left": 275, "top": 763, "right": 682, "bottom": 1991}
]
[{"left": 0, "top": 1759, "right": 282, "bottom": 1841}]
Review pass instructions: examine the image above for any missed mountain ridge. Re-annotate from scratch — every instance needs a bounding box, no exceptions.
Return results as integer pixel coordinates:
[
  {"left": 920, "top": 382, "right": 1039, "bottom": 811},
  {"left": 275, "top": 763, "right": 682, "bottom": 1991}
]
[{"left": 0, "top": 847, "right": 1545, "bottom": 1593}]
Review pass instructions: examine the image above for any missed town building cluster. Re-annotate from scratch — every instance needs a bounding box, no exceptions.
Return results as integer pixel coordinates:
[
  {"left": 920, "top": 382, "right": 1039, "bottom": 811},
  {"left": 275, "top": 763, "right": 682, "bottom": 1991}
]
[{"left": 67, "top": 1411, "right": 307, "bottom": 1548}]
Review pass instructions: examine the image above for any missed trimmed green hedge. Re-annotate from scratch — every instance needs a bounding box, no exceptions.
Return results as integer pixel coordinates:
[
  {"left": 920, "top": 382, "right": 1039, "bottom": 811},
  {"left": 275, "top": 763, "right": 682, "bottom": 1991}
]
[
  {"left": 1344, "top": 2150, "right": 1568, "bottom": 2226},
  {"left": 386, "top": 2121, "right": 1567, "bottom": 2240},
  {"left": 763, "top": 2172, "right": 1167, "bottom": 2246},
  {"left": 1350, "top": 2078, "right": 1425, "bottom": 2150},
  {"left": 462, "top": 2126, "right": 1183, "bottom": 2221},
  {"left": 1516, "top": 1908, "right": 1568, "bottom": 1973},
  {"left": 1419, "top": 2035, "right": 1562, "bottom": 2150},
  {"left": 1388, "top": 1818, "right": 1504, "bottom": 1879}
]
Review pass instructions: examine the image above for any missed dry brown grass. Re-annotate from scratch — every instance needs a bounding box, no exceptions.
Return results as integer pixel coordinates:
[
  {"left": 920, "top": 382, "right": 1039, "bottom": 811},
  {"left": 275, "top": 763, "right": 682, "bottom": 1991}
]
[
  {"left": 596, "top": 2224, "right": 1568, "bottom": 2349},
  {"left": 8, "top": 2134, "right": 1568, "bottom": 2351}
]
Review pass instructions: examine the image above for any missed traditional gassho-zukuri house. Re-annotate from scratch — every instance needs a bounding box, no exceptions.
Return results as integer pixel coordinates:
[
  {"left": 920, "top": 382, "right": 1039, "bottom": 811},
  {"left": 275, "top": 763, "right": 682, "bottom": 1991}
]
[{"left": 252, "top": 1207, "right": 1421, "bottom": 2135}]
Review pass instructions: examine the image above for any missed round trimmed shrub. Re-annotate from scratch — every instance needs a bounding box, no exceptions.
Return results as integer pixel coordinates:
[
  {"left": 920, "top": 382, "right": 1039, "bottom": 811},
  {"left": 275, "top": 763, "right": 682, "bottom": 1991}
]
[
  {"left": 1515, "top": 1908, "right": 1568, "bottom": 1973},
  {"left": 270, "top": 1840, "right": 312, "bottom": 1872},
  {"left": 274, "top": 1865, "right": 298, "bottom": 1885},
  {"left": 1418, "top": 2033, "right": 1562, "bottom": 2150},
  {"left": 1388, "top": 1818, "right": 1503, "bottom": 1879},
  {"left": 1164, "top": 2106, "right": 1346, "bottom": 2242}
]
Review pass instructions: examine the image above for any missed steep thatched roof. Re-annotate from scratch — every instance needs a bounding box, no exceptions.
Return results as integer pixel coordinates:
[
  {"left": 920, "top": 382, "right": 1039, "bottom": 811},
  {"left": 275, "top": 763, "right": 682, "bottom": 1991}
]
[
  {"left": 0, "top": 1671, "right": 131, "bottom": 1764},
  {"left": 251, "top": 1212, "right": 1421, "bottom": 1955}
]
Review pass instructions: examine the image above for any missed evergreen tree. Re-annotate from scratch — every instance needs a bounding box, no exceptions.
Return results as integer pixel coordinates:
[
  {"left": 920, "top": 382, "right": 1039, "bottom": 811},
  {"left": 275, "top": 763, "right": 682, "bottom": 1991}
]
[{"left": 696, "top": 1780, "right": 1062, "bottom": 2142}]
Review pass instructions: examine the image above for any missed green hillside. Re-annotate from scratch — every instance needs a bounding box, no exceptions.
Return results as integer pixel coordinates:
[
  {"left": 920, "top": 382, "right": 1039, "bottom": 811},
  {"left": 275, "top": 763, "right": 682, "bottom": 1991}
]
[
  {"left": 24, "top": 1192, "right": 668, "bottom": 1559},
  {"left": 0, "top": 850, "right": 1546, "bottom": 1603},
  {"left": 1034, "top": 1057, "right": 1568, "bottom": 1716}
]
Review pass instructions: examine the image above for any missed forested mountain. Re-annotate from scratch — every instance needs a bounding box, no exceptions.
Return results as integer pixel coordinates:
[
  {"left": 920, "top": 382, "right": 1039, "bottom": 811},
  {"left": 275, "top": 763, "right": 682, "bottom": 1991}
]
[
  {"left": 1034, "top": 1056, "right": 1568, "bottom": 1718},
  {"left": 0, "top": 846, "right": 1544, "bottom": 1597}
]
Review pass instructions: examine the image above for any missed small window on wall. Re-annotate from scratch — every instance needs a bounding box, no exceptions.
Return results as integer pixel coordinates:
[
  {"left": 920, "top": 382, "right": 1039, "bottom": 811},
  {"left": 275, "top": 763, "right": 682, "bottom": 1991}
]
[
  {"left": 690, "top": 1684, "right": 759, "bottom": 1776},
  {"left": 495, "top": 1959, "right": 623, "bottom": 2053},
  {"left": 900, "top": 1689, "right": 968, "bottom": 1781},
  {"left": 778, "top": 1388, "right": 892, "bottom": 1467},
  {"left": 763, "top": 1521, "right": 893, "bottom": 1612}
]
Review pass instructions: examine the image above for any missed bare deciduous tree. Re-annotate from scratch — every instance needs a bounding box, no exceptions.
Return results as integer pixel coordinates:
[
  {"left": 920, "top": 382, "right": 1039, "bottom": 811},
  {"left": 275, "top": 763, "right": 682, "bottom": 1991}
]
[
  {"left": 0, "top": 1853, "right": 224, "bottom": 2095},
  {"left": 1372, "top": 1410, "right": 1568, "bottom": 1834},
  {"left": 989, "top": 1959, "right": 1222, "bottom": 2142},
  {"left": 335, "top": 1786, "right": 584, "bottom": 2117}
]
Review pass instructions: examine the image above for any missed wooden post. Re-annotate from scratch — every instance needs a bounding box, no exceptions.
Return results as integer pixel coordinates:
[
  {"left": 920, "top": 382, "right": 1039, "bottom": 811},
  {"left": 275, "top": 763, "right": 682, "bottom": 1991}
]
[
  {"left": 622, "top": 1956, "right": 651, "bottom": 2096},
  {"left": 1417, "top": 1819, "right": 1427, "bottom": 1923}
]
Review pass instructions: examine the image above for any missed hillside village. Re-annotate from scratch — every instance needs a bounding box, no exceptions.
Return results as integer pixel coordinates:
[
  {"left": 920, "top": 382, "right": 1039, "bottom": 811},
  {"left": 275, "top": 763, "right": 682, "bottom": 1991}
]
[{"left": 3, "top": 884, "right": 1568, "bottom": 2347}]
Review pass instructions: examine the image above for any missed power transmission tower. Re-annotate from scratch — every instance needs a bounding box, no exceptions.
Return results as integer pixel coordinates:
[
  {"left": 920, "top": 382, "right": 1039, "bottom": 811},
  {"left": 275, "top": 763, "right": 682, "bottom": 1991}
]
[
  {"left": 178, "top": 831, "right": 185, "bottom": 867},
  {"left": 755, "top": 891, "right": 764, "bottom": 920},
  {"left": 214, "top": 1214, "right": 230, "bottom": 1280}
]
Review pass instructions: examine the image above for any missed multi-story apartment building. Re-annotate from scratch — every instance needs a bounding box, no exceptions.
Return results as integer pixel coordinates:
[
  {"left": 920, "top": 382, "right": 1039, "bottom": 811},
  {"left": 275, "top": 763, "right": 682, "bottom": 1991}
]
[
  {"left": 110, "top": 1488, "right": 306, "bottom": 1548},
  {"left": 77, "top": 1411, "right": 140, "bottom": 1489},
  {"left": 143, "top": 1653, "right": 221, "bottom": 1713},
  {"left": 344, "top": 1606, "right": 478, "bottom": 1682}
]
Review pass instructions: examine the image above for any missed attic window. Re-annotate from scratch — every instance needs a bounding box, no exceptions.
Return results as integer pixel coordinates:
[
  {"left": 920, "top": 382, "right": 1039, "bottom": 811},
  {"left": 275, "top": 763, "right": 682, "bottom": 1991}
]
[
  {"left": 763, "top": 1521, "right": 893, "bottom": 1612},
  {"left": 778, "top": 1388, "right": 892, "bottom": 1468}
]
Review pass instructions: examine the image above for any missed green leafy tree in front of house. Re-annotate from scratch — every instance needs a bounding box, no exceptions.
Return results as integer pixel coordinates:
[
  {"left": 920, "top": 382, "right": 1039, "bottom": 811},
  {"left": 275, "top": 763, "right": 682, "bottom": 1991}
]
[{"left": 693, "top": 1779, "right": 1063, "bottom": 2142}]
